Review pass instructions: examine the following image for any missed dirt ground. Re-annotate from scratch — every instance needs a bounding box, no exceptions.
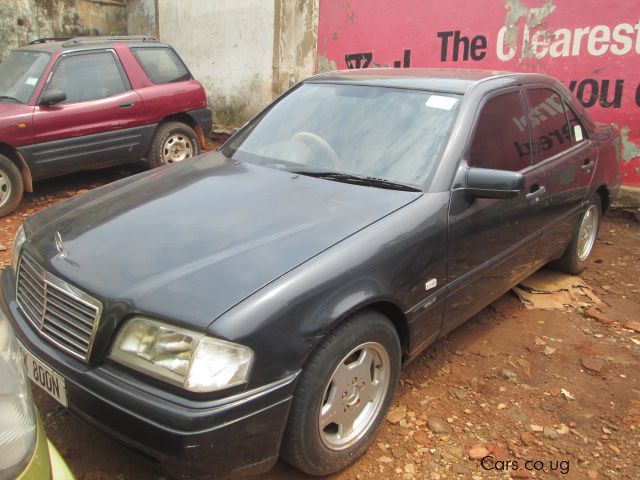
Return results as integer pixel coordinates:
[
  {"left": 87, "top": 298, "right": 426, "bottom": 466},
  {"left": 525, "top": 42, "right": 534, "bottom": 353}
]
[{"left": 3, "top": 159, "right": 639, "bottom": 480}]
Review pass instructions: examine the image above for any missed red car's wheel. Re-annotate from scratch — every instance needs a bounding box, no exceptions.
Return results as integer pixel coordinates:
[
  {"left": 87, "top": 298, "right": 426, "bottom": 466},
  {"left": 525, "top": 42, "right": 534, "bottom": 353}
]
[
  {"left": 0, "top": 154, "right": 23, "bottom": 217},
  {"left": 148, "top": 122, "right": 200, "bottom": 168}
]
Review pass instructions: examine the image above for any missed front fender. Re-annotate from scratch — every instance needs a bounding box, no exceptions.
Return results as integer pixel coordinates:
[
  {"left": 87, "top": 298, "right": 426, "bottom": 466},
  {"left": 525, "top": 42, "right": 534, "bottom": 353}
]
[{"left": 207, "top": 193, "right": 449, "bottom": 390}]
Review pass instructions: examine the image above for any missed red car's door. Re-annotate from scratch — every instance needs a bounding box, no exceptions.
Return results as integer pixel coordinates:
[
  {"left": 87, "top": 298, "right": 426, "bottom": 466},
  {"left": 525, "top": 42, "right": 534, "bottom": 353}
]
[{"left": 29, "top": 50, "right": 147, "bottom": 179}]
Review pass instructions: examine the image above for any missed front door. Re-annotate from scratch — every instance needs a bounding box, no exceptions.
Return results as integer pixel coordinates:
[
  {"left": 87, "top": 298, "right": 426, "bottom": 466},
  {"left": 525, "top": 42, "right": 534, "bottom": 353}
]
[
  {"left": 28, "top": 50, "right": 147, "bottom": 179},
  {"left": 443, "top": 88, "right": 546, "bottom": 333}
]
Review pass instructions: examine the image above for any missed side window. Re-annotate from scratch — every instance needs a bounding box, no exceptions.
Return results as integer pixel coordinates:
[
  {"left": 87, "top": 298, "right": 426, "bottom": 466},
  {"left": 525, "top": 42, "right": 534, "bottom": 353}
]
[
  {"left": 469, "top": 91, "right": 531, "bottom": 172},
  {"left": 131, "top": 47, "right": 191, "bottom": 84},
  {"left": 47, "top": 52, "right": 126, "bottom": 104},
  {"left": 524, "top": 88, "right": 571, "bottom": 161},
  {"left": 564, "top": 103, "right": 588, "bottom": 144}
]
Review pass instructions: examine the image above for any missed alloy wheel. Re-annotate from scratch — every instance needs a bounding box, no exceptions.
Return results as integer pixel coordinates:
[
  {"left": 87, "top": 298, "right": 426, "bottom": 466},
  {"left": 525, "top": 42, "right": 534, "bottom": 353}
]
[
  {"left": 318, "top": 342, "right": 390, "bottom": 450},
  {"left": 577, "top": 204, "right": 599, "bottom": 261}
]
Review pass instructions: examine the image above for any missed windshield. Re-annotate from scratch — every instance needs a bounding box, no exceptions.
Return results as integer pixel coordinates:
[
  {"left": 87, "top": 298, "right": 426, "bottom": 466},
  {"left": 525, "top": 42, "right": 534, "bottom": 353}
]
[
  {"left": 0, "top": 50, "right": 50, "bottom": 103},
  {"left": 221, "top": 83, "right": 461, "bottom": 189}
]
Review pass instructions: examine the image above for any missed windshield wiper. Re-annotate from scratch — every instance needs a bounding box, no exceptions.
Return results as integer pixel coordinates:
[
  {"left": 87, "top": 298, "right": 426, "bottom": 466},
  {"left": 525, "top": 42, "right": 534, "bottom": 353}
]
[
  {"left": 293, "top": 170, "right": 421, "bottom": 192},
  {"left": 0, "top": 95, "right": 23, "bottom": 103}
]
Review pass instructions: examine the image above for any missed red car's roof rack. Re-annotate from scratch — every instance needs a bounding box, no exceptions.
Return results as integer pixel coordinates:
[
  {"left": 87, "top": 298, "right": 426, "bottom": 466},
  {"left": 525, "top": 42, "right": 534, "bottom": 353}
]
[
  {"left": 61, "top": 35, "right": 159, "bottom": 47},
  {"left": 28, "top": 37, "right": 74, "bottom": 44}
]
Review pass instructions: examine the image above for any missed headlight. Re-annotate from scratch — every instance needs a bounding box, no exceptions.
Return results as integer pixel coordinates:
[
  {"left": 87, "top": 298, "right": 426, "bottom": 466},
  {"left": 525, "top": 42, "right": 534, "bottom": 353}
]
[
  {"left": 109, "top": 317, "right": 253, "bottom": 392},
  {"left": 12, "top": 225, "right": 25, "bottom": 272},
  {"left": 0, "top": 314, "right": 37, "bottom": 480}
]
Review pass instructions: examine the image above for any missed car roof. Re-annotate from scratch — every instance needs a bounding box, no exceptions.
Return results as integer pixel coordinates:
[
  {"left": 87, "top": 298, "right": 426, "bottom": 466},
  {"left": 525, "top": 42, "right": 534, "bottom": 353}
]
[
  {"left": 305, "top": 68, "right": 554, "bottom": 94},
  {"left": 14, "top": 36, "right": 167, "bottom": 55}
]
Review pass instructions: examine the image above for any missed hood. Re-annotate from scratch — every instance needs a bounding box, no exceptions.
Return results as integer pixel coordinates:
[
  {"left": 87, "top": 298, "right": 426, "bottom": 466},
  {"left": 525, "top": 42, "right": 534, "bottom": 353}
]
[{"left": 24, "top": 152, "right": 421, "bottom": 329}]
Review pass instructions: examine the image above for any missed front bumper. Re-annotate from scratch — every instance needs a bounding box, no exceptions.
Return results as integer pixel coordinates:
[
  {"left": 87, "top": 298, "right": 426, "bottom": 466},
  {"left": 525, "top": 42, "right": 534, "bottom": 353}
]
[{"left": 1, "top": 270, "right": 297, "bottom": 478}]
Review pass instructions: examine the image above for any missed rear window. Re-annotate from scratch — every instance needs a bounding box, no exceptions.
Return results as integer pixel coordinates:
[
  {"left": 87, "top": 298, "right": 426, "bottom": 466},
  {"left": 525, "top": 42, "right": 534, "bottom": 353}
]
[{"left": 131, "top": 47, "right": 191, "bottom": 84}]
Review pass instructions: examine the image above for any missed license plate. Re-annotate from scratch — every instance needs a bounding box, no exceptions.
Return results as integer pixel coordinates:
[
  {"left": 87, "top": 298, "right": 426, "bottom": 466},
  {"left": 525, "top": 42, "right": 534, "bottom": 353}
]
[{"left": 18, "top": 343, "right": 68, "bottom": 407}]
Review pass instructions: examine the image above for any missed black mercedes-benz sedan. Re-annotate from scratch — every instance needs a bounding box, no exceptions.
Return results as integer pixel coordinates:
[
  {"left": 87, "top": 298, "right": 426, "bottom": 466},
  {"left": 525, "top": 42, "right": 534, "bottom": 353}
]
[{"left": 2, "top": 69, "right": 622, "bottom": 478}]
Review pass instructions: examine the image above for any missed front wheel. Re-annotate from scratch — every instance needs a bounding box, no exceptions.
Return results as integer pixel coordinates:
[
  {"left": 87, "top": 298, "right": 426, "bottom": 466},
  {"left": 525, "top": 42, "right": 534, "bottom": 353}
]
[
  {"left": 551, "top": 193, "right": 602, "bottom": 274},
  {"left": 0, "top": 154, "right": 24, "bottom": 217},
  {"left": 281, "top": 310, "right": 401, "bottom": 476},
  {"left": 147, "top": 122, "right": 200, "bottom": 168}
]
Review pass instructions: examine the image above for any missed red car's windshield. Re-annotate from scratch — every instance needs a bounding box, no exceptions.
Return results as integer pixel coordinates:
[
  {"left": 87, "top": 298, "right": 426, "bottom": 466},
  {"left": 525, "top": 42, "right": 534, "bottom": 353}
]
[{"left": 0, "top": 50, "right": 50, "bottom": 104}]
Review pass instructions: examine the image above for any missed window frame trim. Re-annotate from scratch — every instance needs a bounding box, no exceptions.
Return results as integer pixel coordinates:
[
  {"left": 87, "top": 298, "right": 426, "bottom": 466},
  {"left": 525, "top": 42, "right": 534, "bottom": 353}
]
[
  {"left": 521, "top": 84, "right": 594, "bottom": 168},
  {"left": 463, "top": 86, "right": 534, "bottom": 173},
  {"left": 129, "top": 46, "right": 193, "bottom": 85},
  {"left": 562, "top": 99, "right": 590, "bottom": 145},
  {"left": 37, "top": 48, "right": 131, "bottom": 106}
]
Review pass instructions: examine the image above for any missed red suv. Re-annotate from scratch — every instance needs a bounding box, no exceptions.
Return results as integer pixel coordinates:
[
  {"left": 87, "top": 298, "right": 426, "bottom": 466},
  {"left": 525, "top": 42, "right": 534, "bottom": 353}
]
[{"left": 0, "top": 36, "right": 212, "bottom": 216}]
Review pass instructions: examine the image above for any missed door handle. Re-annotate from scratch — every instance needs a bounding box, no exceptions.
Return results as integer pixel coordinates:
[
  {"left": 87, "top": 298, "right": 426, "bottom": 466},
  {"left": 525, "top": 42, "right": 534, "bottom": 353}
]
[
  {"left": 118, "top": 102, "right": 134, "bottom": 108},
  {"left": 526, "top": 185, "right": 546, "bottom": 202},
  {"left": 581, "top": 160, "right": 594, "bottom": 172}
]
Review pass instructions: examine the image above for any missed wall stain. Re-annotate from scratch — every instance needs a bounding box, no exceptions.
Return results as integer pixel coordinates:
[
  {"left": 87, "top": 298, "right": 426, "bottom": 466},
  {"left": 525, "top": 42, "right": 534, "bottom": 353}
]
[
  {"left": 273, "top": 0, "right": 318, "bottom": 97},
  {"left": 317, "top": 53, "right": 337, "bottom": 73},
  {"left": 1, "top": 0, "right": 127, "bottom": 60},
  {"left": 620, "top": 126, "right": 640, "bottom": 164},
  {"left": 503, "top": 0, "right": 556, "bottom": 59}
]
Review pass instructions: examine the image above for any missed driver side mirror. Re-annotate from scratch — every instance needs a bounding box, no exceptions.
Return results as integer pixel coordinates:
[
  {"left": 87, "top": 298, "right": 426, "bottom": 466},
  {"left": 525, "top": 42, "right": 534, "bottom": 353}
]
[
  {"left": 39, "top": 90, "right": 66, "bottom": 106},
  {"left": 466, "top": 167, "right": 524, "bottom": 199}
]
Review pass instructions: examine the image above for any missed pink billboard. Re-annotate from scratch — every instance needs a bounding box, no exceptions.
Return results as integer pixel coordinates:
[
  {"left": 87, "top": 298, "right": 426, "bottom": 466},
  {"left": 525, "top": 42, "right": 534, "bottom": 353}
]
[{"left": 317, "top": 0, "right": 640, "bottom": 185}]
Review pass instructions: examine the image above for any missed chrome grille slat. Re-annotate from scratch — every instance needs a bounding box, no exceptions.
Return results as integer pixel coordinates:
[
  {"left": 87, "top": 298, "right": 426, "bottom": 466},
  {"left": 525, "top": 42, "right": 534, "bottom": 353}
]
[
  {"left": 17, "top": 291, "right": 42, "bottom": 322},
  {"left": 44, "top": 305, "right": 94, "bottom": 335},
  {"left": 20, "top": 256, "right": 44, "bottom": 276},
  {"left": 17, "top": 290, "right": 44, "bottom": 318},
  {"left": 16, "top": 253, "right": 102, "bottom": 362},
  {"left": 42, "top": 325, "right": 88, "bottom": 354},
  {"left": 42, "top": 319, "right": 90, "bottom": 346},
  {"left": 19, "top": 265, "right": 45, "bottom": 290},
  {"left": 17, "top": 279, "right": 46, "bottom": 307},
  {"left": 20, "top": 263, "right": 46, "bottom": 289},
  {"left": 46, "top": 287, "right": 96, "bottom": 318}
]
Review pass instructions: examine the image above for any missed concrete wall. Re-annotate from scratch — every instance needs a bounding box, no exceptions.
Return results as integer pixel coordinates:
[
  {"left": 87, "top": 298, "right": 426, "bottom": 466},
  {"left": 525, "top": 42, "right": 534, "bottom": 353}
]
[
  {"left": 158, "top": 0, "right": 318, "bottom": 132},
  {"left": 126, "top": 0, "right": 157, "bottom": 37},
  {"left": 0, "top": 0, "right": 127, "bottom": 61},
  {"left": 273, "top": 0, "right": 319, "bottom": 97},
  {"left": 317, "top": 0, "right": 640, "bottom": 186}
]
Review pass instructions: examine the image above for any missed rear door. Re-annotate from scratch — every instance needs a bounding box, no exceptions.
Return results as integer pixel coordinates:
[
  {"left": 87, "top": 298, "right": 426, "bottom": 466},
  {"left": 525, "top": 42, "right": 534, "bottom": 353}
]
[
  {"left": 28, "top": 50, "right": 147, "bottom": 179},
  {"left": 522, "top": 87, "right": 597, "bottom": 261},
  {"left": 443, "top": 88, "right": 546, "bottom": 333}
]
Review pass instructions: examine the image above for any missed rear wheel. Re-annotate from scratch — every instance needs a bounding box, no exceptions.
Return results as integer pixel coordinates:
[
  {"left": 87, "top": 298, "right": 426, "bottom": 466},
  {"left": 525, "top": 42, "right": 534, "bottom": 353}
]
[
  {"left": 148, "top": 122, "right": 200, "bottom": 168},
  {"left": 281, "top": 310, "right": 401, "bottom": 476},
  {"left": 0, "top": 154, "right": 24, "bottom": 217},
  {"left": 551, "top": 193, "right": 601, "bottom": 274}
]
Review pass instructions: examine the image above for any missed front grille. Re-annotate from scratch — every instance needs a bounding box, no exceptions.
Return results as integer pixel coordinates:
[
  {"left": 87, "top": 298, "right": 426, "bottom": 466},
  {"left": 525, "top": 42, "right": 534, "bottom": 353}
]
[{"left": 16, "top": 253, "right": 101, "bottom": 362}]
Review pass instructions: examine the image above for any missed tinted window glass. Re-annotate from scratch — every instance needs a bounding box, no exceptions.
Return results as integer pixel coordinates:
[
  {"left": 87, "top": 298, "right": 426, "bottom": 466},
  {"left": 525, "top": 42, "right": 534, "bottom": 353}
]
[
  {"left": 131, "top": 47, "right": 191, "bottom": 84},
  {"left": 469, "top": 92, "right": 531, "bottom": 172},
  {"left": 565, "top": 103, "right": 587, "bottom": 144},
  {"left": 47, "top": 52, "right": 126, "bottom": 103},
  {"left": 222, "top": 84, "right": 461, "bottom": 188},
  {"left": 524, "top": 88, "right": 571, "bottom": 161}
]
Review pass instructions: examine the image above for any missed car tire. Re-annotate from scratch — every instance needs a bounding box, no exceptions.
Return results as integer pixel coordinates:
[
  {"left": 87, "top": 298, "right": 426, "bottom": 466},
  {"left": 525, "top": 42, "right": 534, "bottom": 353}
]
[
  {"left": 550, "top": 193, "right": 602, "bottom": 275},
  {"left": 0, "top": 154, "right": 24, "bottom": 217},
  {"left": 281, "top": 310, "right": 401, "bottom": 476},
  {"left": 148, "top": 122, "right": 200, "bottom": 168}
]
